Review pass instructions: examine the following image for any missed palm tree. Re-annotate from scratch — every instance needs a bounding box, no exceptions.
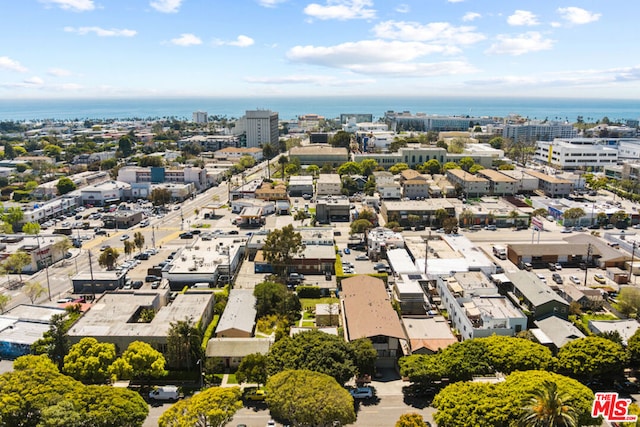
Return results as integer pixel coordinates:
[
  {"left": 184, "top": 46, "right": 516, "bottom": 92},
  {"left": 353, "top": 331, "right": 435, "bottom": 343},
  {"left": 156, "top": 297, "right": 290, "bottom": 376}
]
[
  {"left": 519, "top": 381, "right": 578, "bottom": 427},
  {"left": 509, "top": 210, "right": 520, "bottom": 228},
  {"left": 278, "top": 155, "right": 288, "bottom": 179}
]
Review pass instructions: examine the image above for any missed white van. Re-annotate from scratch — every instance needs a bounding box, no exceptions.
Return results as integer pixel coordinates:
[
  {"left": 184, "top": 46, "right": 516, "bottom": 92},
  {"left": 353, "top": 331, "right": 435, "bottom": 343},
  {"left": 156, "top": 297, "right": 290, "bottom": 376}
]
[{"left": 149, "top": 385, "right": 180, "bottom": 401}]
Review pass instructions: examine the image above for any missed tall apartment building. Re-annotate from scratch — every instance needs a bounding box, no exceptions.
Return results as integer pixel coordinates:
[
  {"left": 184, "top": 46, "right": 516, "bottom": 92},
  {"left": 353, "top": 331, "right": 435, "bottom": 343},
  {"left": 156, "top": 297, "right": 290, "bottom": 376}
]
[
  {"left": 192, "top": 111, "right": 208, "bottom": 124},
  {"left": 503, "top": 122, "right": 577, "bottom": 142},
  {"left": 244, "top": 110, "right": 279, "bottom": 148}
]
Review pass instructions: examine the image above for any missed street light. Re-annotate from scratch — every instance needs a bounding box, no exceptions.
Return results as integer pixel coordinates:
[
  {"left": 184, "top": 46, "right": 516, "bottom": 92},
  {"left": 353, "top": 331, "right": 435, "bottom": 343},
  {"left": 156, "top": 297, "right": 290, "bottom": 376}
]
[
  {"left": 630, "top": 241, "right": 637, "bottom": 284},
  {"left": 196, "top": 359, "right": 204, "bottom": 389},
  {"left": 35, "top": 234, "right": 52, "bottom": 301}
]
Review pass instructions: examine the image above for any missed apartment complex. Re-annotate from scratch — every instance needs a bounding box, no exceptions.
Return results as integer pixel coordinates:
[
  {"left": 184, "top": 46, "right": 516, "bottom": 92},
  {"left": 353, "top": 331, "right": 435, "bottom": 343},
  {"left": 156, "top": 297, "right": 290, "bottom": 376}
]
[{"left": 242, "top": 110, "right": 279, "bottom": 148}]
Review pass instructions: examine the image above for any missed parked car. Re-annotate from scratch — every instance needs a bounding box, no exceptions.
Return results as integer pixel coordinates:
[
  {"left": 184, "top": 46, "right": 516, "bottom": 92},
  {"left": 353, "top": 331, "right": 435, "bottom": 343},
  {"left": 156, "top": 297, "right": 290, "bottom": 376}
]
[
  {"left": 148, "top": 385, "right": 180, "bottom": 401},
  {"left": 485, "top": 225, "right": 497, "bottom": 231},
  {"left": 536, "top": 273, "right": 547, "bottom": 283},
  {"left": 355, "top": 255, "right": 369, "bottom": 261},
  {"left": 343, "top": 248, "right": 351, "bottom": 255},
  {"left": 120, "top": 234, "right": 130, "bottom": 241},
  {"left": 145, "top": 275, "right": 161, "bottom": 282},
  {"left": 349, "top": 387, "right": 373, "bottom": 399},
  {"left": 570, "top": 275, "right": 581, "bottom": 285},
  {"left": 552, "top": 273, "right": 563, "bottom": 284},
  {"left": 244, "top": 389, "right": 267, "bottom": 401},
  {"left": 594, "top": 273, "right": 606, "bottom": 284},
  {"left": 289, "top": 273, "right": 305, "bottom": 281},
  {"left": 179, "top": 232, "right": 193, "bottom": 239}
]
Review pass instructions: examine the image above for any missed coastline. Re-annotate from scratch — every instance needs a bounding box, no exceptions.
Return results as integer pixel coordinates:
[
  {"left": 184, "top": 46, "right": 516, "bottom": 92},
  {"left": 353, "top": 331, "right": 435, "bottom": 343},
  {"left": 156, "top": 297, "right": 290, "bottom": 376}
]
[{"left": 0, "top": 96, "right": 638, "bottom": 122}]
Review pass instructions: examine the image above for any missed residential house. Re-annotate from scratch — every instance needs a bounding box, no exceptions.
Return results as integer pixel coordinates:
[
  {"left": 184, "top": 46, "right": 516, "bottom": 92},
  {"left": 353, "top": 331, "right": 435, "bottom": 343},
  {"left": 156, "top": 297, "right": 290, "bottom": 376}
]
[
  {"left": 341, "top": 275, "right": 409, "bottom": 368},
  {"left": 532, "top": 316, "right": 585, "bottom": 353},
  {"left": 505, "top": 271, "right": 570, "bottom": 320}
]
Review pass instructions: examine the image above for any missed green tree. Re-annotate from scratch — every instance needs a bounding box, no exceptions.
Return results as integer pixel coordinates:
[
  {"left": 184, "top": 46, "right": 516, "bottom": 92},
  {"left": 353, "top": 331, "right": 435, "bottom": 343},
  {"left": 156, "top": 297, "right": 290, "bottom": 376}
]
[
  {"left": 278, "top": 155, "right": 288, "bottom": 179},
  {"left": 562, "top": 207, "right": 585, "bottom": 226},
  {"left": 489, "top": 136, "right": 505, "bottom": 149},
  {"left": 123, "top": 240, "right": 135, "bottom": 259},
  {"left": 150, "top": 187, "right": 172, "bottom": 206},
  {"left": 610, "top": 210, "right": 630, "bottom": 227},
  {"left": 350, "top": 218, "right": 373, "bottom": 234},
  {"left": 262, "top": 225, "right": 304, "bottom": 278},
  {"left": 396, "top": 413, "right": 430, "bottom": 427},
  {"left": 262, "top": 142, "right": 277, "bottom": 160},
  {"left": 0, "top": 293, "right": 11, "bottom": 314},
  {"left": 459, "top": 156, "right": 475, "bottom": 172},
  {"left": 166, "top": 317, "right": 203, "bottom": 371},
  {"left": 4, "top": 206, "right": 24, "bottom": 231},
  {"left": 330, "top": 130, "right": 352, "bottom": 148},
  {"left": 442, "top": 217, "right": 459, "bottom": 234},
  {"left": 138, "top": 155, "right": 164, "bottom": 167},
  {"left": 3, "top": 250, "right": 31, "bottom": 283},
  {"left": 63, "top": 337, "right": 117, "bottom": 384},
  {"left": 118, "top": 135, "right": 135, "bottom": 157},
  {"left": 389, "top": 162, "right": 409, "bottom": 175},
  {"left": 254, "top": 281, "right": 301, "bottom": 320},
  {"left": 359, "top": 158, "right": 378, "bottom": 176},
  {"left": 98, "top": 247, "right": 120, "bottom": 270},
  {"left": 24, "top": 280, "right": 45, "bottom": 303},
  {"left": 56, "top": 176, "right": 77, "bottom": 195},
  {"left": 337, "top": 161, "right": 362, "bottom": 176},
  {"left": 423, "top": 158, "right": 441, "bottom": 175},
  {"left": 31, "top": 313, "right": 72, "bottom": 370},
  {"left": 532, "top": 208, "right": 549, "bottom": 218},
  {"left": 349, "top": 338, "right": 377, "bottom": 378},
  {"left": 133, "top": 231, "right": 145, "bottom": 253},
  {"left": 519, "top": 380, "right": 578, "bottom": 427},
  {"left": 109, "top": 341, "right": 167, "bottom": 383},
  {"left": 627, "top": 328, "right": 640, "bottom": 366},
  {"left": 265, "top": 370, "right": 356, "bottom": 427},
  {"left": 442, "top": 161, "right": 460, "bottom": 171},
  {"left": 556, "top": 336, "right": 628, "bottom": 380},
  {"left": 434, "top": 208, "right": 449, "bottom": 226},
  {"left": 158, "top": 386, "right": 242, "bottom": 427},
  {"left": 74, "top": 385, "right": 149, "bottom": 427},
  {"left": 267, "top": 329, "right": 357, "bottom": 385},
  {"left": 482, "top": 335, "right": 554, "bottom": 374},
  {"left": 236, "top": 352, "right": 268, "bottom": 386},
  {"left": 22, "top": 221, "right": 41, "bottom": 235},
  {"left": 43, "top": 144, "right": 62, "bottom": 160},
  {"left": 614, "top": 287, "right": 640, "bottom": 318},
  {"left": 53, "top": 237, "right": 72, "bottom": 265},
  {"left": 432, "top": 371, "right": 596, "bottom": 427}
]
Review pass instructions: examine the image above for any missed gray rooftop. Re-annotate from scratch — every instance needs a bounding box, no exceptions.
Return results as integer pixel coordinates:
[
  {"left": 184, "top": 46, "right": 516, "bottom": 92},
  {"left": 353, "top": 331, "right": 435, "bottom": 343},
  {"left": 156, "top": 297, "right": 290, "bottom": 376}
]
[
  {"left": 205, "top": 337, "right": 273, "bottom": 358},
  {"left": 215, "top": 290, "right": 257, "bottom": 335},
  {"left": 506, "top": 271, "right": 569, "bottom": 307},
  {"left": 534, "top": 316, "right": 585, "bottom": 349}
]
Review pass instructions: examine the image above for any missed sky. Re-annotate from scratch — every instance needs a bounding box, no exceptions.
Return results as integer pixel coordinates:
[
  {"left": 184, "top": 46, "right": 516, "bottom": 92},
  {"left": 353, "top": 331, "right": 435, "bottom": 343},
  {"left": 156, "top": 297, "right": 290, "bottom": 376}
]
[{"left": 1, "top": 0, "right": 639, "bottom": 99}]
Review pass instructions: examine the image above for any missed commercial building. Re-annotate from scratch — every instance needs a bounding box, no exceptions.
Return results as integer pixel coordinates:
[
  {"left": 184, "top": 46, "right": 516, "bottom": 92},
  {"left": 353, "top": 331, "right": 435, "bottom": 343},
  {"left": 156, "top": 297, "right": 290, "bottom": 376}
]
[
  {"left": 0, "top": 235, "right": 70, "bottom": 274},
  {"left": 72, "top": 271, "right": 127, "bottom": 293},
  {"left": 533, "top": 138, "right": 619, "bottom": 171},
  {"left": 380, "top": 199, "right": 456, "bottom": 228},
  {"left": 503, "top": 122, "right": 577, "bottom": 142},
  {"left": 436, "top": 272, "right": 527, "bottom": 340},
  {"left": 117, "top": 166, "right": 208, "bottom": 191},
  {"left": 288, "top": 175, "right": 314, "bottom": 197},
  {"left": 255, "top": 182, "right": 288, "bottom": 201},
  {"left": 241, "top": 110, "right": 279, "bottom": 148},
  {"left": 163, "top": 236, "right": 247, "bottom": 289},
  {"left": 0, "top": 305, "right": 67, "bottom": 359},
  {"left": 101, "top": 210, "right": 144, "bottom": 229},
  {"left": 385, "top": 111, "right": 494, "bottom": 132},
  {"left": 213, "top": 147, "right": 263, "bottom": 163},
  {"left": 68, "top": 291, "right": 216, "bottom": 354},
  {"left": 80, "top": 180, "right": 131, "bottom": 206},
  {"left": 315, "top": 196, "right": 350, "bottom": 223},
  {"left": 289, "top": 145, "right": 349, "bottom": 167}
]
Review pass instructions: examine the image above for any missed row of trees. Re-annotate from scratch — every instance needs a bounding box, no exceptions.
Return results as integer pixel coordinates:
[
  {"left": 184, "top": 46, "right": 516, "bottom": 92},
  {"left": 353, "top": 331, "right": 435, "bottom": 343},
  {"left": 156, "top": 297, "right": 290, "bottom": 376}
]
[{"left": 400, "top": 335, "right": 629, "bottom": 385}]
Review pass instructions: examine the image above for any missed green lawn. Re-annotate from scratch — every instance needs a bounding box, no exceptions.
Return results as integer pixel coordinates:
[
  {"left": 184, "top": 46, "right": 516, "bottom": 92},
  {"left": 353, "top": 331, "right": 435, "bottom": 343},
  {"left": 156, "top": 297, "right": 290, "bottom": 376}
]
[
  {"left": 301, "top": 320, "right": 316, "bottom": 328},
  {"left": 579, "top": 313, "right": 618, "bottom": 330},
  {"left": 300, "top": 297, "right": 339, "bottom": 310},
  {"left": 212, "top": 373, "right": 238, "bottom": 384}
]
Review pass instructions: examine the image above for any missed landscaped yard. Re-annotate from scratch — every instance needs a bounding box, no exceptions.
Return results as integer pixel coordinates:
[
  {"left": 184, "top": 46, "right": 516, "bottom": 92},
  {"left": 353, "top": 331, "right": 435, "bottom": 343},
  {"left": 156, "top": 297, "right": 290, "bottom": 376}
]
[
  {"left": 300, "top": 297, "right": 339, "bottom": 310},
  {"left": 578, "top": 313, "right": 618, "bottom": 330}
]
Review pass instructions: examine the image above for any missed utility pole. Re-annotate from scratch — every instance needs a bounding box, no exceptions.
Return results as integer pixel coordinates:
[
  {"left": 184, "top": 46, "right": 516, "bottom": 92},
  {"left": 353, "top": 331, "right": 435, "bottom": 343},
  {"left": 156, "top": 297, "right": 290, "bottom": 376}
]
[
  {"left": 88, "top": 249, "right": 95, "bottom": 299},
  {"left": 631, "top": 241, "right": 637, "bottom": 284},
  {"left": 583, "top": 243, "right": 592, "bottom": 286}
]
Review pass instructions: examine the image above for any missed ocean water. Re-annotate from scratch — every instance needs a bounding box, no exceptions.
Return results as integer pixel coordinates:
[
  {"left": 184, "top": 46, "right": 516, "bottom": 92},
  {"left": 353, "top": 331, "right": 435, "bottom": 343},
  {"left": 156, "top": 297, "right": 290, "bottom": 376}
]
[{"left": 0, "top": 96, "right": 638, "bottom": 122}]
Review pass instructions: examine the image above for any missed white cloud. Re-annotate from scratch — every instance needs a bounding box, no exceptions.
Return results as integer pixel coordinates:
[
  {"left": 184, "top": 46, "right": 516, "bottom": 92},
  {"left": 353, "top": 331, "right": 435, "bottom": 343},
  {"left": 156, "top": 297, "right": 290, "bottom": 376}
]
[
  {"left": 286, "top": 39, "right": 478, "bottom": 77},
  {"left": 170, "top": 33, "right": 202, "bottom": 46},
  {"left": 64, "top": 26, "right": 137, "bottom": 37},
  {"left": 257, "top": 0, "right": 287, "bottom": 7},
  {"left": 304, "top": 0, "right": 376, "bottom": 21},
  {"left": 372, "top": 20, "right": 485, "bottom": 45},
  {"left": 557, "top": 7, "right": 601, "bottom": 25},
  {"left": 462, "top": 12, "right": 481, "bottom": 22},
  {"left": 395, "top": 4, "right": 409, "bottom": 13},
  {"left": 0, "top": 56, "right": 28, "bottom": 73},
  {"left": 447, "top": 0, "right": 464, "bottom": 3},
  {"left": 288, "top": 40, "right": 457, "bottom": 67},
  {"left": 2, "top": 76, "right": 45, "bottom": 88},
  {"left": 245, "top": 74, "right": 376, "bottom": 87},
  {"left": 47, "top": 68, "right": 72, "bottom": 77},
  {"left": 150, "top": 0, "right": 183, "bottom": 13},
  {"left": 213, "top": 35, "right": 255, "bottom": 47},
  {"left": 486, "top": 31, "right": 554, "bottom": 56},
  {"left": 507, "top": 10, "right": 539, "bottom": 26},
  {"left": 40, "top": 0, "right": 95, "bottom": 12}
]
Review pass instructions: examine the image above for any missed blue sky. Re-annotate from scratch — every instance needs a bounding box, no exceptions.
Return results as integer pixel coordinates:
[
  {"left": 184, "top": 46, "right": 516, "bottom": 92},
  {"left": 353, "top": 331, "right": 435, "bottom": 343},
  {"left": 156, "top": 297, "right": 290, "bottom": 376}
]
[{"left": 1, "top": 0, "right": 637, "bottom": 99}]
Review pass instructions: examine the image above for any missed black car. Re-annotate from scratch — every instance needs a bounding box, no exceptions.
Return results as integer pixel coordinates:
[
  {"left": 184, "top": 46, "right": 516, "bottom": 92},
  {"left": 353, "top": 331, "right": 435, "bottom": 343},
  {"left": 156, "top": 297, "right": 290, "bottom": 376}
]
[
  {"left": 134, "top": 253, "right": 149, "bottom": 260},
  {"left": 145, "top": 275, "right": 161, "bottom": 282},
  {"left": 180, "top": 232, "right": 193, "bottom": 239},
  {"left": 228, "top": 230, "right": 239, "bottom": 235},
  {"left": 191, "top": 229, "right": 202, "bottom": 235}
]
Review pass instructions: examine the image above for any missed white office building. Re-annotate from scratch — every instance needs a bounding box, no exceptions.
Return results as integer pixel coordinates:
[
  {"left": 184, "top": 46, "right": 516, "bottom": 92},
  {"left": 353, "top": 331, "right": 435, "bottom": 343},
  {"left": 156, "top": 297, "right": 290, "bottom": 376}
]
[
  {"left": 534, "top": 138, "right": 619, "bottom": 171},
  {"left": 192, "top": 111, "right": 208, "bottom": 124},
  {"left": 241, "top": 110, "right": 279, "bottom": 148}
]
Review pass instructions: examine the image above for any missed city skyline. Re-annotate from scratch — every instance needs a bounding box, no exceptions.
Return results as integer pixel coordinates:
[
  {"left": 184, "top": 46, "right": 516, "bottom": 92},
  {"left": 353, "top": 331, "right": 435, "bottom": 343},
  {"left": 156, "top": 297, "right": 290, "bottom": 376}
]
[{"left": 1, "top": 0, "right": 638, "bottom": 99}]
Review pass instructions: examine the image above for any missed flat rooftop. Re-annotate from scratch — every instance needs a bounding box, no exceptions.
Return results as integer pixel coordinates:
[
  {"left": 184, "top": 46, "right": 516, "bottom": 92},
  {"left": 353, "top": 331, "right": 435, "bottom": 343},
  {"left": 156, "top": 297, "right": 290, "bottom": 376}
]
[
  {"left": 167, "top": 236, "right": 247, "bottom": 274},
  {"left": 68, "top": 291, "right": 215, "bottom": 339}
]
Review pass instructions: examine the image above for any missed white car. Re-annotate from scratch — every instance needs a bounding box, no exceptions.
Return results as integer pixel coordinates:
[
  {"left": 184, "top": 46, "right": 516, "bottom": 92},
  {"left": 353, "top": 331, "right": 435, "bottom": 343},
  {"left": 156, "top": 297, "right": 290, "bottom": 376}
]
[
  {"left": 570, "top": 275, "right": 581, "bottom": 285},
  {"left": 349, "top": 387, "right": 373, "bottom": 399}
]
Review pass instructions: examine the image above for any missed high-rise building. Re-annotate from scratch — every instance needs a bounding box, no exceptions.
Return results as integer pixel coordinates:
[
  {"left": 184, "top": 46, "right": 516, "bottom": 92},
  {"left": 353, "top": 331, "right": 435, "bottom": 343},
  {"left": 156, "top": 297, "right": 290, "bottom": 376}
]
[
  {"left": 192, "top": 111, "right": 208, "bottom": 124},
  {"left": 244, "top": 110, "right": 278, "bottom": 148}
]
